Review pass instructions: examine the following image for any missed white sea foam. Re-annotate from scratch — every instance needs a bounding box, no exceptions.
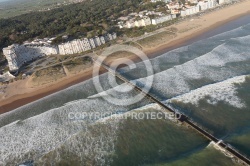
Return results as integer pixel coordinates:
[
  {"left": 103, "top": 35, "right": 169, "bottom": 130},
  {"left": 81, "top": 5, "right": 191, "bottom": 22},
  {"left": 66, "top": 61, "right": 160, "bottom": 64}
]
[
  {"left": 1, "top": 23, "right": 250, "bottom": 165},
  {"left": 135, "top": 34, "right": 250, "bottom": 98},
  {"left": 120, "top": 23, "right": 250, "bottom": 79},
  {"left": 168, "top": 75, "right": 247, "bottom": 108},
  {"left": 0, "top": 88, "right": 150, "bottom": 164},
  {"left": 36, "top": 118, "right": 121, "bottom": 165},
  {"left": 88, "top": 83, "right": 133, "bottom": 99},
  {"left": 133, "top": 103, "right": 162, "bottom": 111},
  {"left": 82, "top": 38, "right": 247, "bottom": 105}
]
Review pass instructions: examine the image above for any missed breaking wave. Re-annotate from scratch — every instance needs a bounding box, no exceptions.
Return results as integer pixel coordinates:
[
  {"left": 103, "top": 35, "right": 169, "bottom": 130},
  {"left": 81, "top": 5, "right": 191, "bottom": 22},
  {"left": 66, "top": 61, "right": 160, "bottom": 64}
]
[
  {"left": 168, "top": 75, "right": 247, "bottom": 108},
  {"left": 0, "top": 22, "right": 250, "bottom": 165}
]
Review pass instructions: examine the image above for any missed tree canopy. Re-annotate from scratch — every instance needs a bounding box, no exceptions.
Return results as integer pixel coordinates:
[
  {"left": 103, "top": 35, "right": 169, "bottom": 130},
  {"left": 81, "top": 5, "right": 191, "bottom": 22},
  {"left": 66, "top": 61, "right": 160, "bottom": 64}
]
[{"left": 0, "top": 0, "right": 143, "bottom": 53}]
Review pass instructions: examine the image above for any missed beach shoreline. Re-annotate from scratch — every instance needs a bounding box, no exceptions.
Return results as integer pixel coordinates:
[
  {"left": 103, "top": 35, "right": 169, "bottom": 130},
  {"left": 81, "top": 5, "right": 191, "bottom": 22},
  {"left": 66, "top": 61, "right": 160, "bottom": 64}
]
[{"left": 1, "top": 0, "right": 250, "bottom": 114}]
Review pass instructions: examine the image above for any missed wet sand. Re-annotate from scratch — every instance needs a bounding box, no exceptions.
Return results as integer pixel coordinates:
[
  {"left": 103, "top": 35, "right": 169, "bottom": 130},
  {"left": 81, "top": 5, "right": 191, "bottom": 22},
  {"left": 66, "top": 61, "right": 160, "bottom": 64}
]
[{"left": 0, "top": 0, "right": 250, "bottom": 114}]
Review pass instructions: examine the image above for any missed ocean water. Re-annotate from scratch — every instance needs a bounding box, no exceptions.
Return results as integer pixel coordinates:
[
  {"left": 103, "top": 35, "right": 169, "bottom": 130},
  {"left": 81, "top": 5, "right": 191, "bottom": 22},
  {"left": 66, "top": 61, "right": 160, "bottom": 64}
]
[
  {"left": 1, "top": 20, "right": 250, "bottom": 165},
  {"left": 151, "top": 146, "right": 240, "bottom": 166}
]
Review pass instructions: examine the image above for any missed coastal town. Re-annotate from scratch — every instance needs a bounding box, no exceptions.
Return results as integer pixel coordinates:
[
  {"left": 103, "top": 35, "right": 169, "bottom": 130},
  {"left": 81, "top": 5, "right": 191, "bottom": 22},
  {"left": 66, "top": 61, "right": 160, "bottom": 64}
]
[
  {"left": 3, "top": 33, "right": 117, "bottom": 73},
  {"left": 0, "top": 0, "right": 250, "bottom": 165},
  {"left": 117, "top": 0, "right": 219, "bottom": 29},
  {"left": 0, "top": 0, "right": 230, "bottom": 83}
]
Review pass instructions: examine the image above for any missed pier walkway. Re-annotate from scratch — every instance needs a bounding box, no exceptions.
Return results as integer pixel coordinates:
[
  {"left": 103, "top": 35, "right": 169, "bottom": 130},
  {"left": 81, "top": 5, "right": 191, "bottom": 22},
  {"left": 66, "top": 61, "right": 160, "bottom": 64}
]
[{"left": 93, "top": 58, "right": 250, "bottom": 165}]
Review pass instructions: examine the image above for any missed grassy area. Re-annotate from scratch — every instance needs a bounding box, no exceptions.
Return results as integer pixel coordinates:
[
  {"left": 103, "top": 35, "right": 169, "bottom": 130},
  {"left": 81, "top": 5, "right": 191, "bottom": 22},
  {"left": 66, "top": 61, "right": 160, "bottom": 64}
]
[
  {"left": 123, "top": 25, "right": 158, "bottom": 38},
  {"left": 25, "top": 55, "right": 93, "bottom": 86},
  {"left": 63, "top": 56, "right": 93, "bottom": 73},
  {"left": 124, "top": 41, "right": 143, "bottom": 50},
  {"left": 52, "top": 54, "right": 77, "bottom": 63},
  {"left": 32, "top": 64, "right": 66, "bottom": 86},
  {"left": 33, "top": 64, "right": 64, "bottom": 77},
  {"left": 137, "top": 31, "right": 177, "bottom": 48}
]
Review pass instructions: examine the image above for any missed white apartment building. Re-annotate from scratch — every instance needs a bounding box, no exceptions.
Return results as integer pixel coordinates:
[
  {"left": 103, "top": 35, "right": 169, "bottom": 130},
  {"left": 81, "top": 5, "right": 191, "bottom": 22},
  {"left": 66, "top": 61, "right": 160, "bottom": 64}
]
[
  {"left": 89, "top": 38, "right": 96, "bottom": 49},
  {"left": 105, "top": 33, "right": 113, "bottom": 41},
  {"left": 119, "top": 16, "right": 151, "bottom": 29},
  {"left": 0, "top": 71, "right": 15, "bottom": 82},
  {"left": 218, "top": 0, "right": 224, "bottom": 4},
  {"left": 112, "top": 33, "right": 117, "bottom": 40},
  {"left": 58, "top": 38, "right": 92, "bottom": 55},
  {"left": 197, "top": 0, "right": 216, "bottom": 11},
  {"left": 100, "top": 36, "right": 106, "bottom": 44},
  {"left": 181, "top": 6, "right": 199, "bottom": 16},
  {"left": 126, "top": 20, "right": 135, "bottom": 28},
  {"left": 3, "top": 33, "right": 117, "bottom": 72},
  {"left": 3, "top": 44, "right": 57, "bottom": 72},
  {"left": 94, "top": 37, "right": 102, "bottom": 47},
  {"left": 152, "top": 15, "right": 175, "bottom": 25},
  {"left": 134, "top": 17, "right": 151, "bottom": 27},
  {"left": 80, "top": 38, "right": 92, "bottom": 51}
]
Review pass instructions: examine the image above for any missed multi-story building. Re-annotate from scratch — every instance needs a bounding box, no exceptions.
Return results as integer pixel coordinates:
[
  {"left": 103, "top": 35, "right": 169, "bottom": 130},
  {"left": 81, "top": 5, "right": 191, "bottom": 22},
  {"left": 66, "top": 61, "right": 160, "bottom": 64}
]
[
  {"left": 58, "top": 44, "right": 65, "bottom": 55},
  {"left": 218, "top": 0, "right": 224, "bottom": 4},
  {"left": 112, "top": 33, "right": 117, "bottom": 40},
  {"left": 58, "top": 38, "right": 92, "bottom": 55},
  {"left": 65, "top": 42, "right": 74, "bottom": 54},
  {"left": 152, "top": 15, "right": 173, "bottom": 25},
  {"left": 89, "top": 38, "right": 96, "bottom": 49},
  {"left": 80, "top": 38, "right": 92, "bottom": 51},
  {"left": 197, "top": 0, "right": 216, "bottom": 11},
  {"left": 3, "top": 44, "right": 58, "bottom": 72},
  {"left": 100, "top": 36, "right": 106, "bottom": 44},
  {"left": 94, "top": 37, "right": 102, "bottom": 47},
  {"left": 126, "top": 20, "right": 135, "bottom": 28},
  {"left": 0, "top": 71, "right": 15, "bottom": 82},
  {"left": 134, "top": 20, "right": 141, "bottom": 27},
  {"left": 71, "top": 40, "right": 79, "bottom": 53},
  {"left": 3, "top": 45, "right": 19, "bottom": 72},
  {"left": 105, "top": 33, "right": 113, "bottom": 41},
  {"left": 3, "top": 33, "right": 117, "bottom": 72},
  {"left": 207, "top": 0, "right": 216, "bottom": 8},
  {"left": 134, "top": 17, "right": 152, "bottom": 27},
  {"left": 181, "top": 6, "right": 199, "bottom": 16},
  {"left": 142, "top": 17, "right": 152, "bottom": 26}
]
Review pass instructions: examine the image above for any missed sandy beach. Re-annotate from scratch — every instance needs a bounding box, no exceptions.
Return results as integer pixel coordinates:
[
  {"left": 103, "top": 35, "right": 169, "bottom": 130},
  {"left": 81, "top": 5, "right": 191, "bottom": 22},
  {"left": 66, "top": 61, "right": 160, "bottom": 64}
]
[
  {"left": 143, "top": 0, "right": 250, "bottom": 56},
  {"left": 0, "top": 0, "right": 250, "bottom": 113}
]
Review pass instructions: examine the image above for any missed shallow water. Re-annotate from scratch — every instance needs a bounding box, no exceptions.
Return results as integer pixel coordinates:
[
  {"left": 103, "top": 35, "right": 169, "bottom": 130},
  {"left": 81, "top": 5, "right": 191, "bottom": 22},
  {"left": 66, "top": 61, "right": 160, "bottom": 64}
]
[{"left": 151, "top": 147, "right": 240, "bottom": 166}]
